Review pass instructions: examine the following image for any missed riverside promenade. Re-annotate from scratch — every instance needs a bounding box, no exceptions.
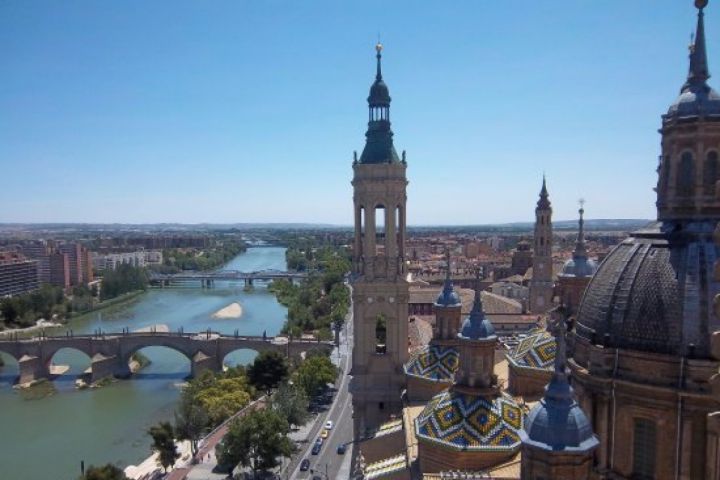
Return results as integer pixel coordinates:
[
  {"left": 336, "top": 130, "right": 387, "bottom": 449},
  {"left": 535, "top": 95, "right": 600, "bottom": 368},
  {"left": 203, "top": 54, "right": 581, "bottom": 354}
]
[{"left": 127, "top": 396, "right": 269, "bottom": 480}]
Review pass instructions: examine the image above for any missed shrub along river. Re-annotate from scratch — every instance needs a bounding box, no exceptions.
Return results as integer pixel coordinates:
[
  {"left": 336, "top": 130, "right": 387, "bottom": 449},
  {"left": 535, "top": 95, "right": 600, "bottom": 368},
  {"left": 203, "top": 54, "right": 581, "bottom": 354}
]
[{"left": 0, "top": 247, "right": 288, "bottom": 480}]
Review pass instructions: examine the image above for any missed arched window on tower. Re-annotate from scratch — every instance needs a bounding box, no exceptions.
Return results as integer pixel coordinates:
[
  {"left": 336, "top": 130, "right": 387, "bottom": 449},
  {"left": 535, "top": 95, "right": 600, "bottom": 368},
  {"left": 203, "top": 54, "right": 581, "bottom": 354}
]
[
  {"left": 375, "top": 314, "right": 387, "bottom": 354},
  {"left": 661, "top": 156, "right": 670, "bottom": 195},
  {"left": 396, "top": 205, "right": 404, "bottom": 259},
  {"left": 704, "top": 151, "right": 719, "bottom": 195},
  {"left": 632, "top": 418, "right": 657, "bottom": 480},
  {"left": 375, "top": 206, "right": 386, "bottom": 256},
  {"left": 677, "top": 152, "right": 695, "bottom": 196}
]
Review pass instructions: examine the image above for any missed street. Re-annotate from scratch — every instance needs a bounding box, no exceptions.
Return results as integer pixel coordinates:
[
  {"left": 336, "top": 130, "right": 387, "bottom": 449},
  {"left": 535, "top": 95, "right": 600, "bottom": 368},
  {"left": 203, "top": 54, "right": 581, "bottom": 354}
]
[{"left": 287, "top": 288, "right": 354, "bottom": 480}]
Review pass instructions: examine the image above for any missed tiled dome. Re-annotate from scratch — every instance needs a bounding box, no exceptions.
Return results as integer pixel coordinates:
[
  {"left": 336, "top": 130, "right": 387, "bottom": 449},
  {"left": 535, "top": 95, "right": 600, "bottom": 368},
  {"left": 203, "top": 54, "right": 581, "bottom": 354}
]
[
  {"left": 507, "top": 330, "right": 556, "bottom": 370},
  {"left": 415, "top": 389, "right": 523, "bottom": 452},
  {"left": 404, "top": 344, "right": 459, "bottom": 383}
]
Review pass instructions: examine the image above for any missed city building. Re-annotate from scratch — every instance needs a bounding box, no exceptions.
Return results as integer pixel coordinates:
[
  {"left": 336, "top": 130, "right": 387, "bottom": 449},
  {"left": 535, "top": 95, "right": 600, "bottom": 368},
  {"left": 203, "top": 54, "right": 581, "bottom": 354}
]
[
  {"left": 58, "top": 242, "right": 93, "bottom": 286},
  {"left": 93, "top": 250, "right": 162, "bottom": 271},
  {"left": 0, "top": 252, "right": 38, "bottom": 297},
  {"left": 571, "top": 2, "right": 720, "bottom": 478},
  {"left": 510, "top": 240, "right": 533, "bottom": 276},
  {"left": 48, "top": 252, "right": 70, "bottom": 289}
]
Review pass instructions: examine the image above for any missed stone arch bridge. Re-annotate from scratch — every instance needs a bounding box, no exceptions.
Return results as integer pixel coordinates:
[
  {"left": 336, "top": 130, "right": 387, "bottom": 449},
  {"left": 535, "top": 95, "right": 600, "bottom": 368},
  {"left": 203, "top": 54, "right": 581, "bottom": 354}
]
[{"left": 0, "top": 332, "right": 333, "bottom": 385}]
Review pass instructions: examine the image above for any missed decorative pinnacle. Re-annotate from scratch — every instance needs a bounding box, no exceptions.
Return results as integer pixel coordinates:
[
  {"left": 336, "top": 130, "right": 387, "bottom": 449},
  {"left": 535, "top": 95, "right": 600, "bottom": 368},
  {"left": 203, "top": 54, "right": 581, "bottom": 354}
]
[
  {"left": 552, "top": 311, "right": 568, "bottom": 375},
  {"left": 575, "top": 199, "right": 587, "bottom": 255},
  {"left": 444, "top": 248, "right": 452, "bottom": 280},
  {"left": 684, "top": 0, "right": 710, "bottom": 91},
  {"left": 375, "top": 42, "right": 383, "bottom": 80}
]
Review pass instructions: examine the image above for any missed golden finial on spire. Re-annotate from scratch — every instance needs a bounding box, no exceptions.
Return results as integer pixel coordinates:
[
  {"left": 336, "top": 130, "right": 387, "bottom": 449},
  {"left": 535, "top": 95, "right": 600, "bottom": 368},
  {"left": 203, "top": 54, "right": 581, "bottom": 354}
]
[
  {"left": 696, "top": 0, "right": 708, "bottom": 11},
  {"left": 376, "top": 42, "right": 383, "bottom": 53}
]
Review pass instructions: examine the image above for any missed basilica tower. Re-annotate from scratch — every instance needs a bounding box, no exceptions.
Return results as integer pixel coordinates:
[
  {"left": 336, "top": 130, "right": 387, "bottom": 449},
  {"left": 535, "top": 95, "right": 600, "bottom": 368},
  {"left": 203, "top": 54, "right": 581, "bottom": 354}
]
[
  {"left": 530, "top": 176, "right": 554, "bottom": 313},
  {"left": 571, "top": 2, "right": 720, "bottom": 478},
  {"left": 350, "top": 43, "right": 409, "bottom": 435}
]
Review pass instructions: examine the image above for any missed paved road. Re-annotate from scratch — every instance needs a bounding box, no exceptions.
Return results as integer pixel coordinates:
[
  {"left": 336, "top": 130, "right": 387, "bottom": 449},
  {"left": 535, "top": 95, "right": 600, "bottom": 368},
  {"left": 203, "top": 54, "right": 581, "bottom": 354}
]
[{"left": 288, "top": 291, "right": 354, "bottom": 480}]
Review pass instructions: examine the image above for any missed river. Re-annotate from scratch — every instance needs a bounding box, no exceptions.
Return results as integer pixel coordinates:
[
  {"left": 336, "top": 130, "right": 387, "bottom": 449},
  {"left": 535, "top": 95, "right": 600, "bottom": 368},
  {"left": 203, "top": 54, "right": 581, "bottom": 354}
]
[{"left": 0, "top": 247, "right": 288, "bottom": 480}]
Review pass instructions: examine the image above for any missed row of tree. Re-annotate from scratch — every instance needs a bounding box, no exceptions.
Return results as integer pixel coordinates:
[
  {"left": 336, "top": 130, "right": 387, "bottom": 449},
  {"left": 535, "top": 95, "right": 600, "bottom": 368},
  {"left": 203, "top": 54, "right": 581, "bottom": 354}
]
[
  {"left": 270, "top": 244, "right": 351, "bottom": 339},
  {"left": 100, "top": 264, "right": 149, "bottom": 301},
  {"left": 0, "top": 284, "right": 99, "bottom": 329},
  {"left": 151, "top": 239, "right": 247, "bottom": 273},
  {"left": 136, "top": 350, "right": 337, "bottom": 477}
]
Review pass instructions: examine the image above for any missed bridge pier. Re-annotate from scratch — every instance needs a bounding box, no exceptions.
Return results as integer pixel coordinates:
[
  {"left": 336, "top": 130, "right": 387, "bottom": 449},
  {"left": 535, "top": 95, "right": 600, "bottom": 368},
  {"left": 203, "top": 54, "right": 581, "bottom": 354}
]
[
  {"left": 90, "top": 354, "right": 118, "bottom": 384},
  {"left": 18, "top": 355, "right": 47, "bottom": 384},
  {"left": 191, "top": 352, "right": 217, "bottom": 378}
]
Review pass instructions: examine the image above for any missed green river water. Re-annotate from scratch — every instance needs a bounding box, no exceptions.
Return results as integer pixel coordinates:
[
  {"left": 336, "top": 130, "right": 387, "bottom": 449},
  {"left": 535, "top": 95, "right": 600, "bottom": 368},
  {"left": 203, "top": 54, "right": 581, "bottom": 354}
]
[{"left": 0, "top": 247, "right": 288, "bottom": 480}]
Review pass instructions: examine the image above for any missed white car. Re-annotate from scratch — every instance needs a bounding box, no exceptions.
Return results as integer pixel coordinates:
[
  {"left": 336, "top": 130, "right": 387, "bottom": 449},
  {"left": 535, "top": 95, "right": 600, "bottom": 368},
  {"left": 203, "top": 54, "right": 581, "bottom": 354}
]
[{"left": 325, "top": 420, "right": 333, "bottom": 430}]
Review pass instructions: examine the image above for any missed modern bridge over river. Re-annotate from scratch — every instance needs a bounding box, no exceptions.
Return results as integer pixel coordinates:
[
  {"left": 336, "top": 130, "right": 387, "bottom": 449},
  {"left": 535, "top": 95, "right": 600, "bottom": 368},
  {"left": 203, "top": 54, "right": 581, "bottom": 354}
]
[
  {"left": 148, "top": 269, "right": 307, "bottom": 287},
  {"left": 0, "top": 331, "right": 332, "bottom": 385}
]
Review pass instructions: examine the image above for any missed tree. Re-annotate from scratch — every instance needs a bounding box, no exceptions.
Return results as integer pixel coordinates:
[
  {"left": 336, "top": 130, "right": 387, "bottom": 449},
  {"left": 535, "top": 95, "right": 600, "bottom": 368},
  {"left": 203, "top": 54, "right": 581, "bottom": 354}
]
[
  {"left": 174, "top": 387, "right": 210, "bottom": 461},
  {"left": 216, "top": 409, "right": 293, "bottom": 477},
  {"left": 78, "top": 463, "right": 128, "bottom": 480},
  {"left": 272, "top": 381, "right": 309, "bottom": 428},
  {"left": 294, "top": 354, "right": 337, "bottom": 399},
  {"left": 0, "top": 298, "right": 18, "bottom": 325},
  {"left": 247, "top": 351, "right": 289, "bottom": 393},
  {"left": 194, "top": 376, "right": 252, "bottom": 425},
  {"left": 147, "top": 422, "right": 179, "bottom": 473}
]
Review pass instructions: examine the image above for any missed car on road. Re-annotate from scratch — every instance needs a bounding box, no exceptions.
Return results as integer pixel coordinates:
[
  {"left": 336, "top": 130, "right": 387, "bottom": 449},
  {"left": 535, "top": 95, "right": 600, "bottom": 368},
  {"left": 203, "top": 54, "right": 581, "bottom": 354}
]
[
  {"left": 337, "top": 443, "right": 347, "bottom": 454},
  {"left": 300, "top": 459, "right": 311, "bottom": 471},
  {"left": 311, "top": 442, "right": 322, "bottom": 455},
  {"left": 320, "top": 429, "right": 329, "bottom": 439},
  {"left": 325, "top": 420, "right": 333, "bottom": 430}
]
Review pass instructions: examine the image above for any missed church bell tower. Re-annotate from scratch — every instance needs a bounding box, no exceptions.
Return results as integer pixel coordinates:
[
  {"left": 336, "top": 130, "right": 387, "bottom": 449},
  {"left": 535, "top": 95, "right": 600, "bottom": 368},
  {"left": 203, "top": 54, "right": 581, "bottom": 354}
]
[
  {"left": 350, "top": 43, "right": 409, "bottom": 435},
  {"left": 530, "top": 176, "right": 554, "bottom": 313}
]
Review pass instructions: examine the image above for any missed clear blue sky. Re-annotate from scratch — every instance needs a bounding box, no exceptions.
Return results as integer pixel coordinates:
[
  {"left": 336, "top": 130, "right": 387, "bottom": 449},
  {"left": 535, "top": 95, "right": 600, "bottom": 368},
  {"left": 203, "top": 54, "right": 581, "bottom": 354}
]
[{"left": 0, "top": 1, "right": 714, "bottom": 225}]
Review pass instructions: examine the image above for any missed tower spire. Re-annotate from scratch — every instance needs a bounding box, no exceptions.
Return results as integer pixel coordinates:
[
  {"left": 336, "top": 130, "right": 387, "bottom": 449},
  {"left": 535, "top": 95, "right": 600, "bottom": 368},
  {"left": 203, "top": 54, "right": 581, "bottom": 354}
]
[
  {"left": 574, "top": 199, "right": 587, "bottom": 256},
  {"left": 359, "top": 43, "right": 399, "bottom": 164},
  {"left": 537, "top": 175, "right": 551, "bottom": 210},
  {"left": 376, "top": 42, "right": 383, "bottom": 81},
  {"left": 544, "top": 306, "right": 572, "bottom": 403},
  {"left": 683, "top": 0, "right": 710, "bottom": 92}
]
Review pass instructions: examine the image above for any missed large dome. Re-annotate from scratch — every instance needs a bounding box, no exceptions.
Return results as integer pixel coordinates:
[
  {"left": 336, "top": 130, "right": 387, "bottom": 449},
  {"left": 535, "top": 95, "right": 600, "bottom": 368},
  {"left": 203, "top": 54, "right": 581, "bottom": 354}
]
[
  {"left": 666, "top": 84, "right": 720, "bottom": 120},
  {"left": 574, "top": 222, "right": 720, "bottom": 357},
  {"left": 560, "top": 256, "right": 598, "bottom": 278}
]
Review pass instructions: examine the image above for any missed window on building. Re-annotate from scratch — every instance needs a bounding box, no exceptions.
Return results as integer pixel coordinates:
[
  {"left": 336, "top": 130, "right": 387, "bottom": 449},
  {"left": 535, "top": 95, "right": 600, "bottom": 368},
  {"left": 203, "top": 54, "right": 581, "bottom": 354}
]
[
  {"left": 704, "top": 151, "right": 719, "bottom": 195},
  {"left": 661, "top": 156, "right": 670, "bottom": 194},
  {"left": 375, "top": 314, "right": 387, "bottom": 354},
  {"left": 632, "top": 417, "right": 657, "bottom": 480},
  {"left": 677, "top": 152, "right": 695, "bottom": 196},
  {"left": 375, "top": 206, "right": 385, "bottom": 255}
]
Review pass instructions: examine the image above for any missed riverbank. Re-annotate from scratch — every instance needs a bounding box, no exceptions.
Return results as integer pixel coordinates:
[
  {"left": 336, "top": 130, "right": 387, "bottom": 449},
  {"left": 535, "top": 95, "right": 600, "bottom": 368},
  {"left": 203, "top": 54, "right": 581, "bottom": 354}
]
[
  {"left": 70, "top": 290, "right": 147, "bottom": 322},
  {"left": 211, "top": 302, "right": 243, "bottom": 319},
  {"left": 0, "top": 319, "right": 63, "bottom": 338},
  {"left": 0, "top": 247, "right": 290, "bottom": 480},
  {"left": 0, "top": 290, "right": 147, "bottom": 340}
]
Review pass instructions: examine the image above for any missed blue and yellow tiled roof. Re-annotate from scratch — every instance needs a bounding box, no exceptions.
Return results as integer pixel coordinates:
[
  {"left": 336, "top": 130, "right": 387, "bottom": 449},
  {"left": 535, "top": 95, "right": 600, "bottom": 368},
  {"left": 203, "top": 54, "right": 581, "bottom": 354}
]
[
  {"left": 507, "top": 330, "right": 556, "bottom": 370},
  {"left": 414, "top": 389, "right": 523, "bottom": 451},
  {"left": 404, "top": 344, "right": 459, "bottom": 383}
]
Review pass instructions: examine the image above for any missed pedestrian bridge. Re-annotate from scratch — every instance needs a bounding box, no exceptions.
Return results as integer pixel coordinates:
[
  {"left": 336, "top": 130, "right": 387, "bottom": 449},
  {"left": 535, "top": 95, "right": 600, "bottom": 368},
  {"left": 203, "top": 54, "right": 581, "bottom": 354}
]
[
  {"left": 148, "top": 269, "right": 307, "bottom": 287},
  {"left": 0, "top": 331, "right": 333, "bottom": 385}
]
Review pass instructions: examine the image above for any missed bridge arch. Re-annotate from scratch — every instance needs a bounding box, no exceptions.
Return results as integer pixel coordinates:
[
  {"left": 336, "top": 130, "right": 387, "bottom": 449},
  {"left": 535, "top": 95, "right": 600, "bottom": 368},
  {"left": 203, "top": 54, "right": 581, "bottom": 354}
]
[
  {"left": 0, "top": 352, "right": 19, "bottom": 387},
  {"left": 47, "top": 347, "right": 92, "bottom": 378},
  {"left": 120, "top": 344, "right": 193, "bottom": 377},
  {"left": 222, "top": 348, "right": 260, "bottom": 368}
]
